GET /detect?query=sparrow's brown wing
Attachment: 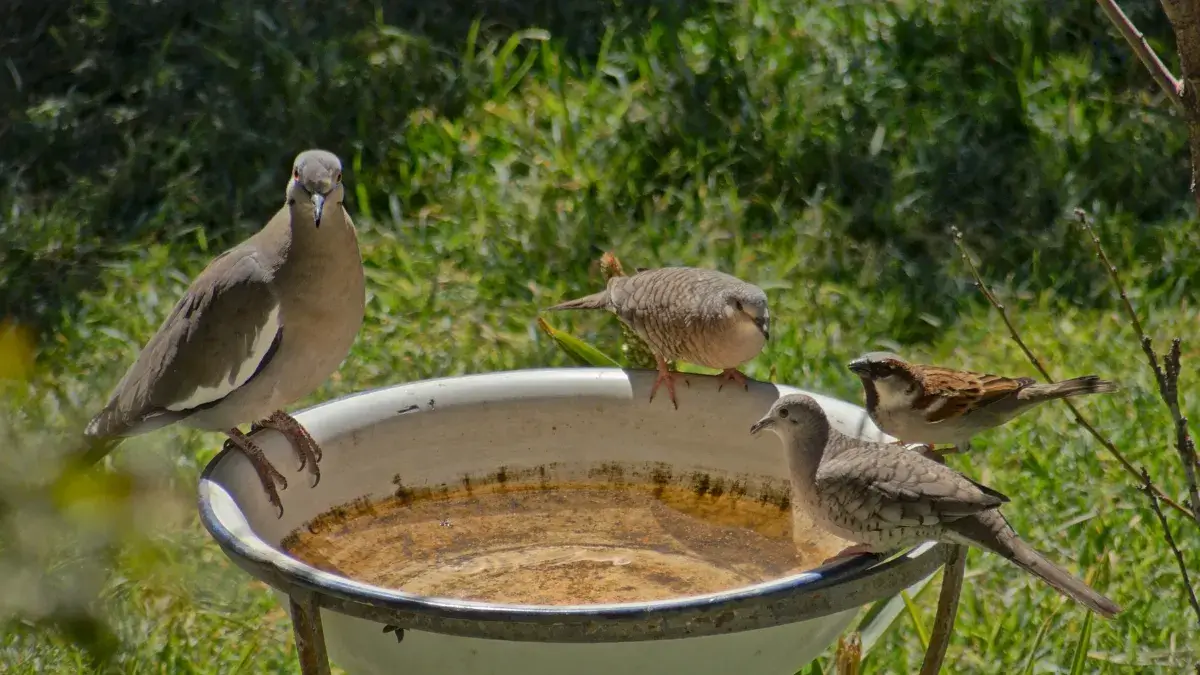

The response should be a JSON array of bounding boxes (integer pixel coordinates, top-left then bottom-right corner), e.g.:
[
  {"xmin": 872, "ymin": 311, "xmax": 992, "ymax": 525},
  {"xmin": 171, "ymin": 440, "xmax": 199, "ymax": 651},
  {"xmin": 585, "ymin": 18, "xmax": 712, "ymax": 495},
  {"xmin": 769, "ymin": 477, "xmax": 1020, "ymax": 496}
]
[{"xmin": 916, "ymin": 366, "xmax": 1036, "ymax": 424}]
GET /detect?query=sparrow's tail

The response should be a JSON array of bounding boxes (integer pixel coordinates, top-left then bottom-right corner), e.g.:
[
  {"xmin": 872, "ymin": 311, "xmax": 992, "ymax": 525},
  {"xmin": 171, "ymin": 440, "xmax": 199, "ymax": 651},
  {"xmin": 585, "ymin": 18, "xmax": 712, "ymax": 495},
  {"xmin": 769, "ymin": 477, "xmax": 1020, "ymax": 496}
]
[
  {"xmin": 1024, "ymin": 375, "xmax": 1118, "ymax": 401},
  {"xmin": 545, "ymin": 289, "xmax": 610, "ymax": 312},
  {"xmin": 948, "ymin": 511, "xmax": 1121, "ymax": 618}
]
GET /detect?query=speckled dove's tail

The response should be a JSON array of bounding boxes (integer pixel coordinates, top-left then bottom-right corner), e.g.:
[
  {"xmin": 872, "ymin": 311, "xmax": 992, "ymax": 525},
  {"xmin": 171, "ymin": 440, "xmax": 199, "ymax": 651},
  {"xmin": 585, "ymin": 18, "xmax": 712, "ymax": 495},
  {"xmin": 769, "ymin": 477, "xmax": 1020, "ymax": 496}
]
[
  {"xmin": 1022, "ymin": 375, "xmax": 1118, "ymax": 401},
  {"xmin": 546, "ymin": 290, "xmax": 610, "ymax": 312},
  {"xmin": 949, "ymin": 511, "xmax": 1121, "ymax": 618}
]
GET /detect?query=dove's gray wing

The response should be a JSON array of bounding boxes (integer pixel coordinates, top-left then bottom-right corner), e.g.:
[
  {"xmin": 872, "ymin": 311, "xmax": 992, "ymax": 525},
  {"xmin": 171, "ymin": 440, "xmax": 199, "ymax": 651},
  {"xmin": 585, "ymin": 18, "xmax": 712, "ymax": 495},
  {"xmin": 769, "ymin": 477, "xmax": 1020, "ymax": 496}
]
[
  {"xmin": 86, "ymin": 247, "xmax": 283, "ymax": 439},
  {"xmin": 815, "ymin": 445, "xmax": 1009, "ymax": 529}
]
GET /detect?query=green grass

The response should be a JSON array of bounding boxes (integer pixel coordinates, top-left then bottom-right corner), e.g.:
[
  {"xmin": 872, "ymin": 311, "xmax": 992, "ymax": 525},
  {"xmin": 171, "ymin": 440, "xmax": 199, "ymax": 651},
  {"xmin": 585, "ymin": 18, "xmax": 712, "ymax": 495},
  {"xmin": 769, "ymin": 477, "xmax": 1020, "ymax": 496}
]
[{"xmin": 2, "ymin": 0, "xmax": 1199, "ymax": 672}]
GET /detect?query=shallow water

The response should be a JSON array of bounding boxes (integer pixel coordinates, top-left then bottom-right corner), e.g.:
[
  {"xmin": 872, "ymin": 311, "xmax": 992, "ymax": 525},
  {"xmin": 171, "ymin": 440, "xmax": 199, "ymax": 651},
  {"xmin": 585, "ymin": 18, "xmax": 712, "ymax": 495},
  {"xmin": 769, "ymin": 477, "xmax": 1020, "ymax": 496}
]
[{"xmin": 282, "ymin": 482, "xmax": 835, "ymax": 605}]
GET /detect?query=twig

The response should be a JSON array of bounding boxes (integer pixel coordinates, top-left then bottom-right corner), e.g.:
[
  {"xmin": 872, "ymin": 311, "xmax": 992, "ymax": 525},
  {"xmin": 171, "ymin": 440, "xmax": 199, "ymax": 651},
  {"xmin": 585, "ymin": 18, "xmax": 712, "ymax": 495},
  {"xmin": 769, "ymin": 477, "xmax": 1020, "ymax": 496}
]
[
  {"xmin": 919, "ymin": 544, "xmax": 966, "ymax": 675},
  {"xmin": 950, "ymin": 227, "xmax": 1195, "ymax": 520},
  {"xmin": 834, "ymin": 632, "xmax": 862, "ymax": 675},
  {"xmin": 1094, "ymin": 0, "xmax": 1186, "ymax": 112},
  {"xmin": 1075, "ymin": 209, "xmax": 1200, "ymax": 525},
  {"xmin": 1140, "ymin": 467, "xmax": 1200, "ymax": 625}
]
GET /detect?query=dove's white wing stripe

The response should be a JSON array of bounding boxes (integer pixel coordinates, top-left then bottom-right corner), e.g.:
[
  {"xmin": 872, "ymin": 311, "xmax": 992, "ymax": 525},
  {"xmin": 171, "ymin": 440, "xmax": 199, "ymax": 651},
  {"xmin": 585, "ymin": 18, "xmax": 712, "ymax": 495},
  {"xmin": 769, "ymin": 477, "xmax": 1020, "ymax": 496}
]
[{"xmin": 164, "ymin": 303, "xmax": 281, "ymax": 412}]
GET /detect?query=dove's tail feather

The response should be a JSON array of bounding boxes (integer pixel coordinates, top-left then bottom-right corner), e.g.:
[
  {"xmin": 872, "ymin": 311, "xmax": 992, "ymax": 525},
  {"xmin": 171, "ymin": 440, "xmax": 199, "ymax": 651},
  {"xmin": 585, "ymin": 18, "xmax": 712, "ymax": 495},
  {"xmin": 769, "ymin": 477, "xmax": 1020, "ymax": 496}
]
[
  {"xmin": 1007, "ymin": 537, "xmax": 1121, "ymax": 618},
  {"xmin": 949, "ymin": 512, "xmax": 1121, "ymax": 618},
  {"xmin": 1024, "ymin": 375, "xmax": 1118, "ymax": 401},
  {"xmin": 546, "ymin": 290, "xmax": 610, "ymax": 312},
  {"xmin": 59, "ymin": 430, "xmax": 125, "ymax": 471}
]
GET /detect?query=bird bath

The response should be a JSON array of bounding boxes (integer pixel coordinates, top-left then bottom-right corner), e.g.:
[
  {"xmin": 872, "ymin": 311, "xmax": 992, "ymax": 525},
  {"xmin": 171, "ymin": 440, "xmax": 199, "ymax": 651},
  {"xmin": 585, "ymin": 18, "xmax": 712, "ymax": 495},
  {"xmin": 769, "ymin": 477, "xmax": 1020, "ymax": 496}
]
[{"xmin": 198, "ymin": 368, "xmax": 951, "ymax": 675}]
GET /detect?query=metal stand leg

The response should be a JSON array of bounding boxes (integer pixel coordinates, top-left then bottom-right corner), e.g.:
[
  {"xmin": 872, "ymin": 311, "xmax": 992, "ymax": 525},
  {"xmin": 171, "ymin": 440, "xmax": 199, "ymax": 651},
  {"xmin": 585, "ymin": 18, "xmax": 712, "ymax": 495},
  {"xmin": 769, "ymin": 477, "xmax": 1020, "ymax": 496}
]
[
  {"xmin": 289, "ymin": 592, "xmax": 332, "ymax": 675},
  {"xmin": 918, "ymin": 544, "xmax": 966, "ymax": 675}
]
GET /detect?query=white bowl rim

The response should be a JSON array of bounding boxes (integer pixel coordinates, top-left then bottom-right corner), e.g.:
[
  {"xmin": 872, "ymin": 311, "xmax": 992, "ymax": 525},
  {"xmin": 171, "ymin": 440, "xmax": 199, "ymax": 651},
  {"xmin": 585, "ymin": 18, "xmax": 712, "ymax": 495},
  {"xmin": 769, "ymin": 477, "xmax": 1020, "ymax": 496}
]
[{"xmin": 197, "ymin": 367, "xmax": 950, "ymax": 642}]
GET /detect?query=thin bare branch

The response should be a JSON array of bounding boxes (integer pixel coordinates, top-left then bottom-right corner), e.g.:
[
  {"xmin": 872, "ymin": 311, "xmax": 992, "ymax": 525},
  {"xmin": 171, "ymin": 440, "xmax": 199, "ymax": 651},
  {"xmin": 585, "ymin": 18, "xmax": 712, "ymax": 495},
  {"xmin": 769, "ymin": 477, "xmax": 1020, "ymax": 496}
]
[
  {"xmin": 950, "ymin": 226, "xmax": 1195, "ymax": 520},
  {"xmin": 1075, "ymin": 209, "xmax": 1200, "ymax": 524},
  {"xmin": 919, "ymin": 544, "xmax": 966, "ymax": 675},
  {"xmin": 1095, "ymin": 0, "xmax": 1186, "ymax": 111},
  {"xmin": 835, "ymin": 632, "xmax": 862, "ymax": 675},
  {"xmin": 1140, "ymin": 467, "xmax": 1200, "ymax": 625}
]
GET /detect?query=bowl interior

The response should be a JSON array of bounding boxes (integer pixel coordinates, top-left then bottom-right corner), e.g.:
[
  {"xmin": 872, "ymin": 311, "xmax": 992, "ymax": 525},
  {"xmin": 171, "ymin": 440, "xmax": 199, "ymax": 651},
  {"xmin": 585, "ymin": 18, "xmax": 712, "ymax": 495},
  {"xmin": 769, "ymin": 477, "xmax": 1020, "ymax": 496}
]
[{"xmin": 203, "ymin": 368, "xmax": 891, "ymax": 607}]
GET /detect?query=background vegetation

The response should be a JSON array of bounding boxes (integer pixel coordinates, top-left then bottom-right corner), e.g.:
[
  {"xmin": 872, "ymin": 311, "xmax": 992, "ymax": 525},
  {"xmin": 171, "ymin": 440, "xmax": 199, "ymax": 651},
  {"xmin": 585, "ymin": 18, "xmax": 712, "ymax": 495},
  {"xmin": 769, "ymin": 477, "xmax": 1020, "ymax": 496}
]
[{"xmin": 1, "ymin": 0, "xmax": 1197, "ymax": 672}]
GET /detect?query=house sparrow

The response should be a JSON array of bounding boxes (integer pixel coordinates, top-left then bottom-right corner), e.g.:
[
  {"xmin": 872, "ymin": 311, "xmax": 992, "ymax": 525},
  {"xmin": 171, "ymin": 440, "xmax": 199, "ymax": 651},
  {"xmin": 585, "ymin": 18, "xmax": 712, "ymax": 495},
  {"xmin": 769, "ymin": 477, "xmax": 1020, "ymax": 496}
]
[
  {"xmin": 750, "ymin": 393, "xmax": 1120, "ymax": 618},
  {"xmin": 848, "ymin": 352, "xmax": 1118, "ymax": 455}
]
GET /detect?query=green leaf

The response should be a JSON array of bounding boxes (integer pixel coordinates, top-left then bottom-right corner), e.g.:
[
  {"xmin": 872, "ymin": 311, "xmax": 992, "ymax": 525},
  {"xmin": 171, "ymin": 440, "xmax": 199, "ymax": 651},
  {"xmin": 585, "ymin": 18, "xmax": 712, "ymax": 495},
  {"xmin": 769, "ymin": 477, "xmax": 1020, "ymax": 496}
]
[
  {"xmin": 500, "ymin": 46, "xmax": 540, "ymax": 99},
  {"xmin": 464, "ymin": 16, "xmax": 482, "ymax": 63},
  {"xmin": 1019, "ymin": 600, "xmax": 1065, "ymax": 675},
  {"xmin": 493, "ymin": 29, "xmax": 551, "ymax": 96},
  {"xmin": 537, "ymin": 317, "xmax": 621, "ymax": 367},
  {"xmin": 857, "ymin": 573, "xmax": 937, "ymax": 656},
  {"xmin": 901, "ymin": 589, "xmax": 930, "ymax": 650},
  {"xmin": 1068, "ymin": 610, "xmax": 1095, "ymax": 675}
]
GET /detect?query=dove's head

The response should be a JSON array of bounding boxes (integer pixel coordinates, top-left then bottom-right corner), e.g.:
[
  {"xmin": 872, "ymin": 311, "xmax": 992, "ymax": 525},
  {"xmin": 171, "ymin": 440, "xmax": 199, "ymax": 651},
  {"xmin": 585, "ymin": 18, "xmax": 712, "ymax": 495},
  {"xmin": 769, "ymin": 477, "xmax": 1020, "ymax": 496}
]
[
  {"xmin": 750, "ymin": 393, "xmax": 828, "ymax": 438},
  {"xmin": 725, "ymin": 284, "xmax": 770, "ymax": 341},
  {"xmin": 286, "ymin": 149, "xmax": 344, "ymax": 228},
  {"xmin": 751, "ymin": 393, "xmax": 834, "ymax": 476}
]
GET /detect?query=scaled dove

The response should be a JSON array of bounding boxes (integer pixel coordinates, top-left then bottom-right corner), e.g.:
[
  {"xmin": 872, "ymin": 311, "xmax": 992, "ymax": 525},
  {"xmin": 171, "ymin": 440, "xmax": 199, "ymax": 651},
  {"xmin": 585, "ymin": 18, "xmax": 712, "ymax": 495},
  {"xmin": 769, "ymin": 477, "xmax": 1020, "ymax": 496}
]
[{"xmin": 751, "ymin": 393, "xmax": 1120, "ymax": 618}]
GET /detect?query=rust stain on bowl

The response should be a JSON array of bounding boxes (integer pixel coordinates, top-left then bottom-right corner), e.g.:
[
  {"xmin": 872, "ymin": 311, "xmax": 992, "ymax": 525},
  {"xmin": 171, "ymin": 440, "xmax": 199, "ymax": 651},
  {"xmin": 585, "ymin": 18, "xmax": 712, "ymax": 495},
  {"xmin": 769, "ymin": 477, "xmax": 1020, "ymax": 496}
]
[{"xmin": 282, "ymin": 463, "xmax": 849, "ymax": 606}]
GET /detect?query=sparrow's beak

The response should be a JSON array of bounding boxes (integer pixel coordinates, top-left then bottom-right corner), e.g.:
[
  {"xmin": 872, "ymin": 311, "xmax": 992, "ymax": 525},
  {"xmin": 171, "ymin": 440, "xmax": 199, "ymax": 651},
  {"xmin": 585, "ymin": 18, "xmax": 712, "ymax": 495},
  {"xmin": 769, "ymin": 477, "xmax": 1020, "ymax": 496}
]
[
  {"xmin": 755, "ymin": 316, "xmax": 770, "ymax": 341},
  {"xmin": 847, "ymin": 359, "xmax": 869, "ymax": 376},
  {"xmin": 311, "ymin": 192, "xmax": 326, "ymax": 228},
  {"xmin": 750, "ymin": 415, "xmax": 775, "ymax": 436}
]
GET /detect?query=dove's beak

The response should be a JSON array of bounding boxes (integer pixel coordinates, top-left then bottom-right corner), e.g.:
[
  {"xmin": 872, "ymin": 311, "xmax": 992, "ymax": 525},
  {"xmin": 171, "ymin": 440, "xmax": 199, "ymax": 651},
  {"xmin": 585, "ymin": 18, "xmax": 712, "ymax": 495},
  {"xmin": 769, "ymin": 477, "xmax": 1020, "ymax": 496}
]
[
  {"xmin": 755, "ymin": 315, "xmax": 770, "ymax": 341},
  {"xmin": 750, "ymin": 415, "xmax": 775, "ymax": 436},
  {"xmin": 312, "ymin": 192, "xmax": 326, "ymax": 228}
]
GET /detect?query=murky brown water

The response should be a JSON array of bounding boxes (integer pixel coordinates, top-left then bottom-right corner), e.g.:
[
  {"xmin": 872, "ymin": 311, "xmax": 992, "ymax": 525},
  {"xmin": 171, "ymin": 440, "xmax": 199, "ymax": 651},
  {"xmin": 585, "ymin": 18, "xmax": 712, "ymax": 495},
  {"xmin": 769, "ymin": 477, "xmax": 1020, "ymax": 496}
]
[{"xmin": 282, "ymin": 481, "xmax": 840, "ymax": 605}]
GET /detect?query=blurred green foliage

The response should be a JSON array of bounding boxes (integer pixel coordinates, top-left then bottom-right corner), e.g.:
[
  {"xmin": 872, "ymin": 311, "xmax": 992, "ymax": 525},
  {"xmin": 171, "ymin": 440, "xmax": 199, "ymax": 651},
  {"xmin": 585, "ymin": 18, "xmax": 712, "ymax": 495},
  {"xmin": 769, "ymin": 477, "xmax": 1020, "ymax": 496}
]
[
  {"xmin": 2, "ymin": 0, "xmax": 1198, "ymax": 672},
  {"xmin": 3, "ymin": 0, "xmax": 1195, "ymax": 347}
]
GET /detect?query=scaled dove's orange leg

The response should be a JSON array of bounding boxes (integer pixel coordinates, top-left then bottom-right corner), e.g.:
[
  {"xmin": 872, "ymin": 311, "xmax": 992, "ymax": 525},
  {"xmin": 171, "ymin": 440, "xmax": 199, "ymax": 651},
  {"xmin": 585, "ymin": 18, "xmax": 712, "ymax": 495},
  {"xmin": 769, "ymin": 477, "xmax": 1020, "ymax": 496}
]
[{"xmin": 649, "ymin": 355, "xmax": 687, "ymax": 410}]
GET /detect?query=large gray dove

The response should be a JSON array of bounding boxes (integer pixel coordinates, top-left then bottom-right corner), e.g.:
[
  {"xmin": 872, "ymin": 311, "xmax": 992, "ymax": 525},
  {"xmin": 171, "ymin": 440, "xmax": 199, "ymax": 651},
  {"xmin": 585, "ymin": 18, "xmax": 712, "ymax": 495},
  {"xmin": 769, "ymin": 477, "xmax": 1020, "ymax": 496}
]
[
  {"xmin": 80, "ymin": 149, "xmax": 365, "ymax": 517},
  {"xmin": 751, "ymin": 393, "xmax": 1120, "ymax": 618},
  {"xmin": 546, "ymin": 266, "xmax": 770, "ymax": 408}
]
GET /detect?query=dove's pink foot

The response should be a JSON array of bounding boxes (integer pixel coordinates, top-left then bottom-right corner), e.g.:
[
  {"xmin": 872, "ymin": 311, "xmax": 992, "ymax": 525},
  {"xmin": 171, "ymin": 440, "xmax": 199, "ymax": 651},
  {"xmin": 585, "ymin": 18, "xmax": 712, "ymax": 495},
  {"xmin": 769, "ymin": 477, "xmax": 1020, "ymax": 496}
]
[
  {"xmin": 821, "ymin": 543, "xmax": 876, "ymax": 565},
  {"xmin": 717, "ymin": 368, "xmax": 750, "ymax": 392},
  {"xmin": 256, "ymin": 410, "xmax": 323, "ymax": 484},
  {"xmin": 649, "ymin": 356, "xmax": 686, "ymax": 410}
]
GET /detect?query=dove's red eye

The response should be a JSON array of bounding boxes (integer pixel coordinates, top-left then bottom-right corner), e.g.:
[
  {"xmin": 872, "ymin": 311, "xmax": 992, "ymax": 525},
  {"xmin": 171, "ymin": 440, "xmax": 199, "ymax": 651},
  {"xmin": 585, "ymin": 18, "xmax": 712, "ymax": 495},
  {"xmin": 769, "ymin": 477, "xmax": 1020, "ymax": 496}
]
[{"xmin": 293, "ymin": 168, "xmax": 301, "ymax": 180}]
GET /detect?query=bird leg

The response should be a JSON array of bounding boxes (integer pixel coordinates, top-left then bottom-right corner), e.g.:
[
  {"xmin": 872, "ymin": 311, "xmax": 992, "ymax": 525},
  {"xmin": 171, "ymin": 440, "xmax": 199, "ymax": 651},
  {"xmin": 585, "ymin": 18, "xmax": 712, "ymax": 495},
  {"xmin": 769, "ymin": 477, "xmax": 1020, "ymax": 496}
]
[
  {"xmin": 222, "ymin": 428, "xmax": 288, "ymax": 518},
  {"xmin": 716, "ymin": 368, "xmax": 750, "ymax": 392},
  {"xmin": 254, "ymin": 410, "xmax": 323, "ymax": 485},
  {"xmin": 921, "ymin": 443, "xmax": 968, "ymax": 463},
  {"xmin": 821, "ymin": 543, "xmax": 875, "ymax": 565},
  {"xmin": 888, "ymin": 439, "xmax": 944, "ymax": 462},
  {"xmin": 648, "ymin": 355, "xmax": 686, "ymax": 410}
]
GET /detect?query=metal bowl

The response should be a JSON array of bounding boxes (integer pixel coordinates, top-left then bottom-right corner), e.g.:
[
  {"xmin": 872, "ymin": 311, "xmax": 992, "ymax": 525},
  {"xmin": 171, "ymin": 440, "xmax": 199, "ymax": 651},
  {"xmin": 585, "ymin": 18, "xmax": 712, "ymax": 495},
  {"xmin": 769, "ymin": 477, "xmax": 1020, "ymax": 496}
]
[{"xmin": 198, "ymin": 368, "xmax": 949, "ymax": 675}]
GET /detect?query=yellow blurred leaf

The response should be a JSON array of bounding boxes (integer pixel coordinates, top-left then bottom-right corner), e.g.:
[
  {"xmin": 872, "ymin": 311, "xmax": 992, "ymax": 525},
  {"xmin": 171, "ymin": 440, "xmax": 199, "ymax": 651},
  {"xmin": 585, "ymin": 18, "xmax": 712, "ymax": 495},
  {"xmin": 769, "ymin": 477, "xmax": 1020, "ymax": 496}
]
[{"xmin": 0, "ymin": 319, "xmax": 36, "ymax": 381}]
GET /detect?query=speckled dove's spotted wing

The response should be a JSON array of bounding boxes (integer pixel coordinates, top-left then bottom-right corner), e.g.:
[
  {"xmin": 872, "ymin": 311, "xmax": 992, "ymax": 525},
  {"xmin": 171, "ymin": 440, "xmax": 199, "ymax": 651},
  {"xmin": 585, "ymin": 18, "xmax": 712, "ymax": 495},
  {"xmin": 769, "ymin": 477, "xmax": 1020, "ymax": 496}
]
[{"xmin": 606, "ymin": 267, "xmax": 751, "ymax": 362}]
